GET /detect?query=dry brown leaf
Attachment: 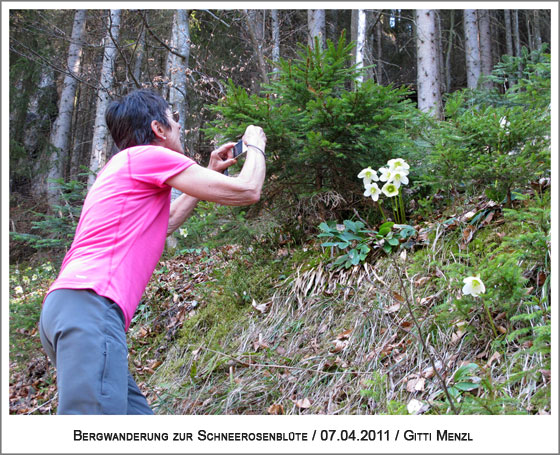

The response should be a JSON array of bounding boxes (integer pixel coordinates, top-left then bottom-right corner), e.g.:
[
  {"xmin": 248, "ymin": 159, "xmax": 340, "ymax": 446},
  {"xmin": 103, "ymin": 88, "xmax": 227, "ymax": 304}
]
[
  {"xmin": 407, "ymin": 399, "xmax": 429, "ymax": 415},
  {"xmin": 460, "ymin": 210, "xmax": 477, "ymax": 222},
  {"xmin": 252, "ymin": 299, "xmax": 270, "ymax": 314},
  {"xmin": 480, "ymin": 211, "xmax": 495, "ymax": 226},
  {"xmin": 451, "ymin": 330, "xmax": 465, "ymax": 345},
  {"xmin": 253, "ymin": 333, "xmax": 270, "ymax": 351},
  {"xmin": 536, "ymin": 271, "xmax": 548, "ymax": 286},
  {"xmin": 460, "ymin": 224, "xmax": 477, "ymax": 249},
  {"xmin": 406, "ymin": 377, "xmax": 426, "ymax": 392},
  {"xmin": 419, "ymin": 294, "xmax": 438, "ymax": 306},
  {"xmin": 293, "ymin": 398, "xmax": 312, "ymax": 409},
  {"xmin": 138, "ymin": 327, "xmax": 150, "ymax": 338},
  {"xmin": 336, "ymin": 329, "xmax": 353, "ymax": 340},
  {"xmin": 331, "ymin": 339, "xmax": 348, "ymax": 353},
  {"xmin": 485, "ymin": 351, "xmax": 502, "ymax": 368},
  {"xmin": 414, "ymin": 276, "xmax": 430, "ymax": 287},
  {"xmin": 384, "ymin": 303, "xmax": 401, "ymax": 314},
  {"xmin": 392, "ymin": 291, "xmax": 405, "ymax": 302},
  {"xmin": 268, "ymin": 404, "xmax": 285, "ymax": 415},
  {"xmin": 422, "ymin": 366, "xmax": 435, "ymax": 379}
]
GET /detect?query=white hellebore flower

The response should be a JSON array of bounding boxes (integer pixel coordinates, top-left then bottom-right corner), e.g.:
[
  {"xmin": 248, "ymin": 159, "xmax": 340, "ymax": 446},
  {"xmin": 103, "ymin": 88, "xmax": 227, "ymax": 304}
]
[
  {"xmin": 387, "ymin": 158, "xmax": 410, "ymax": 173},
  {"xmin": 358, "ymin": 167, "xmax": 379, "ymax": 184},
  {"xmin": 391, "ymin": 169, "xmax": 409, "ymax": 187},
  {"xmin": 364, "ymin": 182, "xmax": 381, "ymax": 202},
  {"xmin": 462, "ymin": 275, "xmax": 486, "ymax": 297},
  {"xmin": 378, "ymin": 167, "xmax": 393, "ymax": 182},
  {"xmin": 381, "ymin": 181, "xmax": 399, "ymax": 198},
  {"xmin": 499, "ymin": 116, "xmax": 510, "ymax": 135},
  {"xmin": 179, "ymin": 228, "xmax": 188, "ymax": 238},
  {"xmin": 14, "ymin": 286, "xmax": 23, "ymax": 295}
]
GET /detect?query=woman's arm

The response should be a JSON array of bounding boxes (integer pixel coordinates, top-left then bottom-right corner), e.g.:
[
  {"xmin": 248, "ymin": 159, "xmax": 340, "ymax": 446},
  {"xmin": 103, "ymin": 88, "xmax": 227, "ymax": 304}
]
[{"xmin": 165, "ymin": 125, "xmax": 266, "ymax": 233}]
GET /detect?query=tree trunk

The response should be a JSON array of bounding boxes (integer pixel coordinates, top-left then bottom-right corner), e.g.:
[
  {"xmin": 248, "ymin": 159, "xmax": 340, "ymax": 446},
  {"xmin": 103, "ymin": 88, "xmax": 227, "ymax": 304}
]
[
  {"xmin": 463, "ymin": 9, "xmax": 481, "ymax": 89},
  {"xmin": 26, "ymin": 67, "xmax": 57, "ymax": 199},
  {"xmin": 512, "ymin": 10, "xmax": 521, "ymax": 57},
  {"xmin": 375, "ymin": 12, "xmax": 383, "ymax": 84},
  {"xmin": 168, "ymin": 10, "xmax": 190, "ymax": 141},
  {"xmin": 415, "ymin": 9, "xmax": 442, "ymax": 119},
  {"xmin": 435, "ymin": 11, "xmax": 446, "ymax": 93},
  {"xmin": 444, "ymin": 10, "xmax": 455, "ymax": 92},
  {"xmin": 164, "ymin": 11, "xmax": 179, "ymax": 100},
  {"xmin": 271, "ymin": 10, "xmax": 280, "ymax": 77},
  {"xmin": 167, "ymin": 10, "xmax": 191, "ymax": 213},
  {"xmin": 308, "ymin": 9, "xmax": 326, "ymax": 50},
  {"xmin": 133, "ymin": 22, "xmax": 146, "ymax": 84},
  {"xmin": 533, "ymin": 10, "xmax": 542, "ymax": 49},
  {"xmin": 525, "ymin": 11, "xmax": 533, "ymax": 50},
  {"xmin": 88, "ymin": 9, "xmax": 122, "ymax": 188},
  {"xmin": 478, "ymin": 10, "xmax": 493, "ymax": 90},
  {"xmin": 244, "ymin": 10, "xmax": 269, "ymax": 85},
  {"xmin": 504, "ymin": 10, "xmax": 514, "ymax": 56},
  {"xmin": 355, "ymin": 9, "xmax": 367, "ymax": 85},
  {"xmin": 47, "ymin": 9, "xmax": 87, "ymax": 209}
]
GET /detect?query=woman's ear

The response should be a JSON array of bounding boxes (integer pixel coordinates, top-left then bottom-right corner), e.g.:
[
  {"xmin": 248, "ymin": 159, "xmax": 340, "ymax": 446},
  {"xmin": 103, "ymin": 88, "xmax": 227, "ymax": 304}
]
[{"xmin": 151, "ymin": 120, "xmax": 167, "ymax": 141}]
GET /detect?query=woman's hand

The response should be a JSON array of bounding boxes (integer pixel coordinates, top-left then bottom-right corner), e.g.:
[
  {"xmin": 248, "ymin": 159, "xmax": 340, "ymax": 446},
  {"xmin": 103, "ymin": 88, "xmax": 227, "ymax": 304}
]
[{"xmin": 207, "ymin": 142, "xmax": 237, "ymax": 173}]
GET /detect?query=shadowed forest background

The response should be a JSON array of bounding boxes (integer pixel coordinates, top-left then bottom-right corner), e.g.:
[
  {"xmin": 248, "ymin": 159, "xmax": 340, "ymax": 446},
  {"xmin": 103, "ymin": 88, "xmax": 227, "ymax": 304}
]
[{"xmin": 8, "ymin": 8, "xmax": 552, "ymax": 415}]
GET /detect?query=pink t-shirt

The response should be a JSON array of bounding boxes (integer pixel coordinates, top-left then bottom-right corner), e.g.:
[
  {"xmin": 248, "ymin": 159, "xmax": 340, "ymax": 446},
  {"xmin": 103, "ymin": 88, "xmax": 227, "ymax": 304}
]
[{"xmin": 47, "ymin": 145, "xmax": 195, "ymax": 330}]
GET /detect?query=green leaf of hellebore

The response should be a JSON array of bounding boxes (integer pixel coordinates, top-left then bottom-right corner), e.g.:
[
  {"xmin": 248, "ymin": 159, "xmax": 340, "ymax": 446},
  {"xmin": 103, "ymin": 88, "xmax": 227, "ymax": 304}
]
[
  {"xmin": 340, "ymin": 231, "xmax": 363, "ymax": 242},
  {"xmin": 334, "ymin": 256, "xmax": 347, "ymax": 266},
  {"xmin": 453, "ymin": 363, "xmax": 480, "ymax": 381},
  {"xmin": 453, "ymin": 382, "xmax": 479, "ymax": 392},
  {"xmin": 448, "ymin": 386, "xmax": 461, "ymax": 399},
  {"xmin": 383, "ymin": 244, "xmax": 393, "ymax": 254},
  {"xmin": 379, "ymin": 227, "xmax": 392, "ymax": 237},
  {"xmin": 399, "ymin": 225, "xmax": 417, "ymax": 239},
  {"xmin": 387, "ymin": 237, "xmax": 399, "ymax": 246},
  {"xmin": 359, "ymin": 244, "xmax": 370, "ymax": 254},
  {"xmin": 379, "ymin": 221, "xmax": 395, "ymax": 231}
]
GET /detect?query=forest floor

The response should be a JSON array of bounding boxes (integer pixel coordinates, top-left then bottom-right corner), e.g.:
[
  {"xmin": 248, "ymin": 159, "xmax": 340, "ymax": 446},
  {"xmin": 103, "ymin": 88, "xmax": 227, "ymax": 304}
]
[{"xmin": 8, "ymin": 187, "xmax": 551, "ymax": 415}]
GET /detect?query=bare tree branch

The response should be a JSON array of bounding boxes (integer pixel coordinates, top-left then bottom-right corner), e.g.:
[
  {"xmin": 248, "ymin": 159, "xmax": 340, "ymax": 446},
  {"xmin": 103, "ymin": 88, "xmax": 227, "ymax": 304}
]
[{"xmin": 138, "ymin": 10, "xmax": 188, "ymax": 60}]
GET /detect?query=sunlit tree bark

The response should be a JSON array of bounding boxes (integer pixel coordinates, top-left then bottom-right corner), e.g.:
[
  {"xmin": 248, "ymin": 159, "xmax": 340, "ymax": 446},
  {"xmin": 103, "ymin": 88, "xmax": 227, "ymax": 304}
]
[
  {"xmin": 308, "ymin": 9, "xmax": 326, "ymax": 50},
  {"xmin": 88, "ymin": 9, "xmax": 121, "ymax": 188},
  {"xmin": 47, "ymin": 9, "xmax": 87, "ymax": 208},
  {"xmin": 416, "ymin": 9, "xmax": 442, "ymax": 118},
  {"xmin": 464, "ymin": 9, "xmax": 481, "ymax": 89}
]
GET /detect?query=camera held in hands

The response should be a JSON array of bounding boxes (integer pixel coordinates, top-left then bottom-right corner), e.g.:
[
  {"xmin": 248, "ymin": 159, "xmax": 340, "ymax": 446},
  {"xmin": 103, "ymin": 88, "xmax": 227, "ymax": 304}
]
[{"xmin": 224, "ymin": 140, "xmax": 247, "ymax": 176}]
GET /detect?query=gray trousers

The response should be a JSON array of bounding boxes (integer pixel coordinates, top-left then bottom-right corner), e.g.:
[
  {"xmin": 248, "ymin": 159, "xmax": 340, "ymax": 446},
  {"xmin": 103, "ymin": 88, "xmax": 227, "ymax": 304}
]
[{"xmin": 39, "ymin": 289, "xmax": 153, "ymax": 415}]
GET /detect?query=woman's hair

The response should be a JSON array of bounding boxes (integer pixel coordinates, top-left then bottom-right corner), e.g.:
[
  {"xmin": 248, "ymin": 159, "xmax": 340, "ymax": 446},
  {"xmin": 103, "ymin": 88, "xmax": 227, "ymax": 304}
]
[{"xmin": 105, "ymin": 89, "xmax": 171, "ymax": 150}]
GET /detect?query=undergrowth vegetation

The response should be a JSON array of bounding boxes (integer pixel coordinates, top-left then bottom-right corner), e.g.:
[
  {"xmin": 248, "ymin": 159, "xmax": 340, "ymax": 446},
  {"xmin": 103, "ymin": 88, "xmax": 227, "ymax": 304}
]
[{"xmin": 9, "ymin": 43, "xmax": 551, "ymax": 415}]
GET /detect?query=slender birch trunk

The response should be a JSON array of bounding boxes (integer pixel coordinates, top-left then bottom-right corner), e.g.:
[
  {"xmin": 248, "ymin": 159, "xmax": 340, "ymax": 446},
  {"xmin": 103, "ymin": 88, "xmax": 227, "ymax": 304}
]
[
  {"xmin": 47, "ymin": 9, "xmax": 87, "ymax": 209},
  {"xmin": 308, "ymin": 9, "xmax": 326, "ymax": 50},
  {"xmin": 355, "ymin": 9, "xmax": 367, "ymax": 85},
  {"xmin": 271, "ymin": 9, "xmax": 280, "ymax": 77},
  {"xmin": 88, "ymin": 9, "xmax": 122, "ymax": 188}
]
